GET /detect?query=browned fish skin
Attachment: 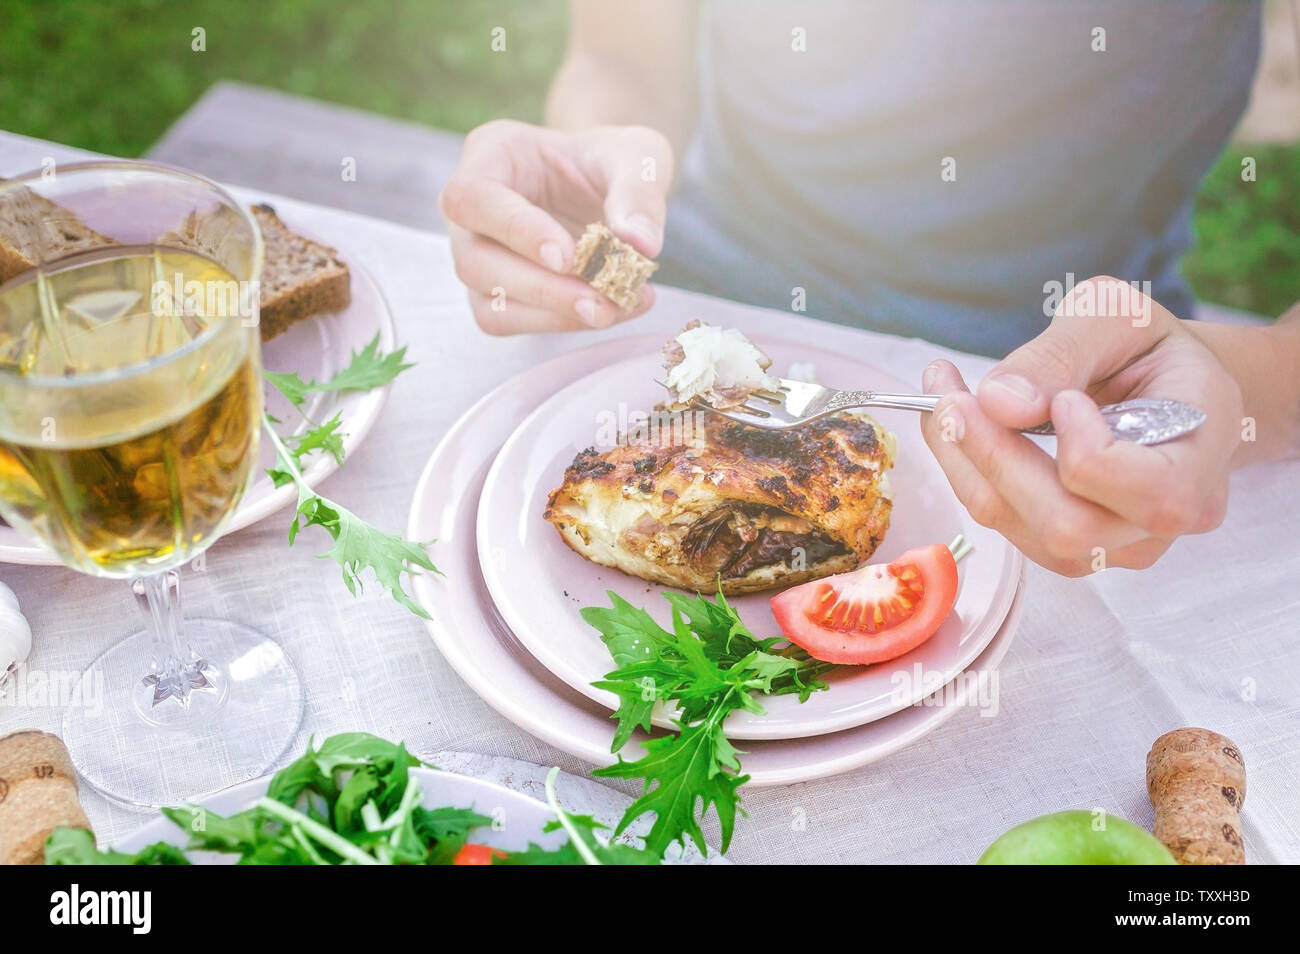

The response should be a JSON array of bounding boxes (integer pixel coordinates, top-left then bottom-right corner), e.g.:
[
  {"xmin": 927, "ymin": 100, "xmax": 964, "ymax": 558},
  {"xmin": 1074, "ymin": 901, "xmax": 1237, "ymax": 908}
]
[{"xmin": 544, "ymin": 412, "xmax": 894, "ymax": 594}]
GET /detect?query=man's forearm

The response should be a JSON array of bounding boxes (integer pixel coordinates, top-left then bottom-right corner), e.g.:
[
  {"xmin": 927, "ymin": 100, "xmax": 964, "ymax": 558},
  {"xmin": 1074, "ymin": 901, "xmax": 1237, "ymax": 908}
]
[
  {"xmin": 546, "ymin": 51, "xmax": 696, "ymax": 171},
  {"xmin": 545, "ymin": 1, "xmax": 698, "ymax": 178},
  {"xmin": 1186, "ymin": 304, "xmax": 1300, "ymax": 466}
]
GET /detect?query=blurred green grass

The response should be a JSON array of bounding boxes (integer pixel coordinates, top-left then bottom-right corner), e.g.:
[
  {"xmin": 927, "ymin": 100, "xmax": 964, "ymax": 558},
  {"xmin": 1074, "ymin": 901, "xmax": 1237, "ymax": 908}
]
[
  {"xmin": 0, "ymin": 0, "xmax": 568, "ymax": 154},
  {"xmin": 1181, "ymin": 144, "xmax": 1300, "ymax": 319},
  {"xmin": 0, "ymin": 0, "xmax": 1294, "ymax": 317}
]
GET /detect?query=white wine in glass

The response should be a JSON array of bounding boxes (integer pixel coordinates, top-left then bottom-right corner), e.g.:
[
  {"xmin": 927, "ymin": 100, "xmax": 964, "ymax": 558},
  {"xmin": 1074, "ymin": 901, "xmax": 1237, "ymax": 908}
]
[{"xmin": 0, "ymin": 162, "xmax": 303, "ymax": 807}]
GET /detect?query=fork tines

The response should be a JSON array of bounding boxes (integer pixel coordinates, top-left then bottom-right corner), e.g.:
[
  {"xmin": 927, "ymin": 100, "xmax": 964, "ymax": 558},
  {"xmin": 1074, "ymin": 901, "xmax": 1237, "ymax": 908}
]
[{"xmin": 739, "ymin": 385, "xmax": 789, "ymax": 416}]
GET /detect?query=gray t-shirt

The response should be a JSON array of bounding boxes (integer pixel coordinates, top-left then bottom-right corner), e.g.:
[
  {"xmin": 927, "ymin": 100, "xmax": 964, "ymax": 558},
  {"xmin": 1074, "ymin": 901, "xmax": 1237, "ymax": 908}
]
[{"xmin": 658, "ymin": 0, "xmax": 1261, "ymax": 356}]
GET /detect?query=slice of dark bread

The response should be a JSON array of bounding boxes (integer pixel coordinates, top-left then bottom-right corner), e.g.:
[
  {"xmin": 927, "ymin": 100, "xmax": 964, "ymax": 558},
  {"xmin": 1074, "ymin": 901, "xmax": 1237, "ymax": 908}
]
[
  {"xmin": 0, "ymin": 177, "xmax": 116, "ymax": 283},
  {"xmin": 0, "ymin": 179, "xmax": 351, "ymax": 340},
  {"xmin": 249, "ymin": 203, "xmax": 351, "ymax": 341}
]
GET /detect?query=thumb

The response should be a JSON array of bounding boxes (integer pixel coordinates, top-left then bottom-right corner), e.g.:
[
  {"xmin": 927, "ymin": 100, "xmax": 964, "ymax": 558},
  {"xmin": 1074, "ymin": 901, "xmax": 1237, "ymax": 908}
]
[
  {"xmin": 600, "ymin": 133, "xmax": 672, "ymax": 258},
  {"xmin": 977, "ymin": 275, "xmax": 1170, "ymax": 429},
  {"xmin": 976, "ymin": 326, "xmax": 1084, "ymax": 429},
  {"xmin": 603, "ymin": 170, "xmax": 667, "ymax": 258}
]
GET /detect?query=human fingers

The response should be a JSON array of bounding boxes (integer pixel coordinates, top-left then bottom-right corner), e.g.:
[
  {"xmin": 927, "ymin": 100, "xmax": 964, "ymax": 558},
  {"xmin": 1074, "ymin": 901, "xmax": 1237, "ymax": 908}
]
[
  {"xmin": 1052, "ymin": 387, "xmax": 1233, "ymax": 538},
  {"xmin": 440, "ymin": 173, "xmax": 576, "ymax": 273},
  {"xmin": 592, "ymin": 125, "xmax": 674, "ymax": 258},
  {"xmin": 449, "ymin": 224, "xmax": 651, "ymax": 329},
  {"xmin": 977, "ymin": 275, "xmax": 1175, "ymax": 430}
]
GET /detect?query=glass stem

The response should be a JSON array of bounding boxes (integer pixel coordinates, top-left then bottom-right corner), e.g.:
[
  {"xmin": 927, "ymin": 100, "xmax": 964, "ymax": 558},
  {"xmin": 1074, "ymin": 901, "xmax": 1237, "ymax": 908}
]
[
  {"xmin": 138, "ymin": 570, "xmax": 217, "ymax": 710},
  {"xmin": 142, "ymin": 569, "xmax": 186, "ymax": 664}
]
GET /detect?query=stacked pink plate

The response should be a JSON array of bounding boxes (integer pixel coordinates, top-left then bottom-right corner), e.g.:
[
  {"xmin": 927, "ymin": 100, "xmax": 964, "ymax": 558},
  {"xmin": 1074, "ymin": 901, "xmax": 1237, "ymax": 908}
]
[{"xmin": 407, "ymin": 332, "xmax": 1024, "ymax": 785}]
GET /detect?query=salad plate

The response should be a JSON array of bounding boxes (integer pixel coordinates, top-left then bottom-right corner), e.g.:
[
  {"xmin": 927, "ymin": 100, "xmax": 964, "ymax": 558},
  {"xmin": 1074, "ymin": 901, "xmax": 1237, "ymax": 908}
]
[
  {"xmin": 0, "ymin": 239, "xmax": 398, "ymax": 565},
  {"xmin": 409, "ymin": 334, "xmax": 1025, "ymax": 785},
  {"xmin": 476, "ymin": 339, "xmax": 1022, "ymax": 739}
]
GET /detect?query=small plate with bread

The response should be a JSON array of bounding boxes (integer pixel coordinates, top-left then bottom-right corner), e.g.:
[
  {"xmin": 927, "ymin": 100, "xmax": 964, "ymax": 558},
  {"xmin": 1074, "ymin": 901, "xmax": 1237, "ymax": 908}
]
[{"xmin": 0, "ymin": 190, "xmax": 397, "ymax": 565}]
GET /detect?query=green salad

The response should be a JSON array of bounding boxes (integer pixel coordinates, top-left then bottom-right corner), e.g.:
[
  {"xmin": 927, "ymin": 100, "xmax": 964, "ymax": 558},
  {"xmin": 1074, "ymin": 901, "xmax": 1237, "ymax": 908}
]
[{"xmin": 45, "ymin": 733, "xmax": 657, "ymax": 866}]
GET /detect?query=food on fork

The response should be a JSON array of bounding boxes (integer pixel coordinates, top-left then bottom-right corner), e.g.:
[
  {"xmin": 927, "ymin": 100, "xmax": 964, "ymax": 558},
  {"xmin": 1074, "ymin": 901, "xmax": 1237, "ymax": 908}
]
[
  {"xmin": 545, "ymin": 410, "xmax": 895, "ymax": 595},
  {"xmin": 572, "ymin": 222, "xmax": 657, "ymax": 311},
  {"xmin": 662, "ymin": 321, "xmax": 780, "ymax": 410}
]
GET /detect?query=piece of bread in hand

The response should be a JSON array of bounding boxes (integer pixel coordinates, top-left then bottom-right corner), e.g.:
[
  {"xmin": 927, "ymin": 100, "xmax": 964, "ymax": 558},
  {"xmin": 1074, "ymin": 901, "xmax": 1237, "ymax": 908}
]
[
  {"xmin": 572, "ymin": 222, "xmax": 657, "ymax": 311},
  {"xmin": 0, "ymin": 177, "xmax": 116, "ymax": 284}
]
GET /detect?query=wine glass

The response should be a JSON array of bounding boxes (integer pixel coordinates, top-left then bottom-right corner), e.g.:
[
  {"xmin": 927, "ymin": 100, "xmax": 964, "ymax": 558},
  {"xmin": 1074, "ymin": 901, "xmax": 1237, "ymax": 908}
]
[{"xmin": 0, "ymin": 161, "xmax": 303, "ymax": 807}]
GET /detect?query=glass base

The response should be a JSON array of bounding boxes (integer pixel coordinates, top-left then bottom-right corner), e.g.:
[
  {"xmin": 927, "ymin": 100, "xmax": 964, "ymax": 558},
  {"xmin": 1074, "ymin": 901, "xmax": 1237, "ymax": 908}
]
[{"xmin": 62, "ymin": 618, "xmax": 304, "ymax": 809}]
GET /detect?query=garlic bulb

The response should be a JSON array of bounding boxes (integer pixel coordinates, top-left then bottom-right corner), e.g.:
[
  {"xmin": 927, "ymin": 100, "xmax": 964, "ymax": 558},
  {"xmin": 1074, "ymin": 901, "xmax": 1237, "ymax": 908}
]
[{"xmin": 0, "ymin": 581, "xmax": 31, "ymax": 697}]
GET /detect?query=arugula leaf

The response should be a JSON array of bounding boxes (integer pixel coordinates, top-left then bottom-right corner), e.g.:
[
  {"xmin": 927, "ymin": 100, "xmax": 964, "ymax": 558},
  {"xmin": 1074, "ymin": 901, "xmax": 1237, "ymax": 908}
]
[
  {"xmin": 586, "ymin": 585, "xmax": 832, "ymax": 857},
  {"xmin": 414, "ymin": 806, "xmax": 494, "ymax": 865},
  {"xmin": 598, "ymin": 707, "xmax": 747, "ymax": 856},
  {"xmin": 160, "ymin": 805, "xmax": 261, "ymax": 853},
  {"xmin": 498, "ymin": 816, "xmax": 658, "ymax": 866},
  {"xmin": 267, "ymin": 732, "xmax": 421, "ymax": 805},
  {"xmin": 334, "ymin": 766, "xmax": 383, "ymax": 831},
  {"xmin": 582, "ymin": 593, "xmax": 681, "ymax": 749},
  {"xmin": 267, "ymin": 413, "xmax": 348, "ymax": 489},
  {"xmin": 496, "ymin": 767, "xmax": 659, "ymax": 865},
  {"xmin": 263, "ymin": 369, "xmax": 312, "ymax": 408},
  {"xmin": 261, "ymin": 334, "xmax": 431, "ymax": 616},
  {"xmin": 45, "ymin": 827, "xmax": 191, "ymax": 865},
  {"xmin": 580, "ymin": 593, "xmax": 676, "ymax": 667},
  {"xmin": 264, "ymin": 419, "xmax": 440, "ymax": 618},
  {"xmin": 264, "ymin": 334, "xmax": 412, "ymax": 409},
  {"xmin": 316, "ymin": 336, "xmax": 413, "ymax": 394},
  {"xmin": 291, "ymin": 490, "xmax": 440, "ymax": 618}
]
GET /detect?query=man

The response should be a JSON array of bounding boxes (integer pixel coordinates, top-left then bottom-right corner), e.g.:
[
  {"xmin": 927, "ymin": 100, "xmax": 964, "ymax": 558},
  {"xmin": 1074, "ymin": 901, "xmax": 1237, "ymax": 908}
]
[{"xmin": 440, "ymin": 0, "xmax": 1300, "ymax": 575}]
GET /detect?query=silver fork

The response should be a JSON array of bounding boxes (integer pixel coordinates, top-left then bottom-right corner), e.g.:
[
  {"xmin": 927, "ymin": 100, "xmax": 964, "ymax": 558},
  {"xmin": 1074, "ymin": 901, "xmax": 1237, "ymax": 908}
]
[{"xmin": 685, "ymin": 378, "xmax": 1206, "ymax": 446}]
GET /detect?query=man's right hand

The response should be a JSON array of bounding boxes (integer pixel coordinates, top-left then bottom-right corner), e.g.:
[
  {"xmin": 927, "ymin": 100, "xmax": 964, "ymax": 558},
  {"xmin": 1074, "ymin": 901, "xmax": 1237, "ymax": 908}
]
[{"xmin": 439, "ymin": 120, "xmax": 673, "ymax": 334}]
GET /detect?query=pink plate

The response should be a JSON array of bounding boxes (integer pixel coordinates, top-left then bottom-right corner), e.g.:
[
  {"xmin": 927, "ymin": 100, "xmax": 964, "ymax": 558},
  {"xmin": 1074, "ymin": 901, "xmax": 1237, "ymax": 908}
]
[
  {"xmin": 0, "ymin": 242, "xmax": 397, "ymax": 565},
  {"xmin": 475, "ymin": 336, "xmax": 1022, "ymax": 739},
  {"xmin": 409, "ymin": 334, "xmax": 1025, "ymax": 784}
]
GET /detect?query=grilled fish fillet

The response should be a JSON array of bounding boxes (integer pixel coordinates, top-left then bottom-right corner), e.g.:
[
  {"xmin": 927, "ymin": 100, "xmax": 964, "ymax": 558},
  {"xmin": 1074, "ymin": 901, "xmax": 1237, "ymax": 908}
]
[{"xmin": 544, "ymin": 413, "xmax": 895, "ymax": 595}]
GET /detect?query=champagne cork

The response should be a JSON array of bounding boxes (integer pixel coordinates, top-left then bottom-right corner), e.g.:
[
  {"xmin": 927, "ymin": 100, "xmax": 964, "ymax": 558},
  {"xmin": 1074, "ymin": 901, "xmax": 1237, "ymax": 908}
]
[
  {"xmin": 0, "ymin": 730, "xmax": 92, "ymax": 865},
  {"xmin": 1146, "ymin": 727, "xmax": 1246, "ymax": 865}
]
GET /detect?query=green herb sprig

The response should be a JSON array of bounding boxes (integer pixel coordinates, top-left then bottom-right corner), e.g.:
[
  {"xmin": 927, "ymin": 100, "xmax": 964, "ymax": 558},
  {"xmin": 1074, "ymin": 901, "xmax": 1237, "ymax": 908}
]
[
  {"xmin": 495, "ymin": 767, "xmax": 659, "ymax": 866},
  {"xmin": 584, "ymin": 537, "xmax": 974, "ymax": 858},
  {"xmin": 583, "ymin": 586, "xmax": 832, "ymax": 857},
  {"xmin": 260, "ymin": 334, "xmax": 438, "ymax": 618}
]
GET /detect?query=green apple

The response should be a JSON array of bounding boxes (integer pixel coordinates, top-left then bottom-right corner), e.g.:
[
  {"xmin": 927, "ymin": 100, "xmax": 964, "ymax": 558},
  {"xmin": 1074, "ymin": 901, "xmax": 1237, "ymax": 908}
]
[{"xmin": 978, "ymin": 810, "xmax": 1176, "ymax": 865}]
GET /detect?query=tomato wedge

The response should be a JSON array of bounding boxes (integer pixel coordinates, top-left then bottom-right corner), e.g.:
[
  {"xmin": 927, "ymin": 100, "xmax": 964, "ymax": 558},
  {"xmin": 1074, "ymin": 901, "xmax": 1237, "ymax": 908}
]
[
  {"xmin": 770, "ymin": 543, "xmax": 959, "ymax": 665},
  {"xmin": 452, "ymin": 843, "xmax": 507, "ymax": 865}
]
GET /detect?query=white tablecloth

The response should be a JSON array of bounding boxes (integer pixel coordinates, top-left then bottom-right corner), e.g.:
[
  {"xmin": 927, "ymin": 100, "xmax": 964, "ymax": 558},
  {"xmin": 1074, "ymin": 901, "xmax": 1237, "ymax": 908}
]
[{"xmin": 1, "ymin": 132, "xmax": 1296, "ymax": 864}]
